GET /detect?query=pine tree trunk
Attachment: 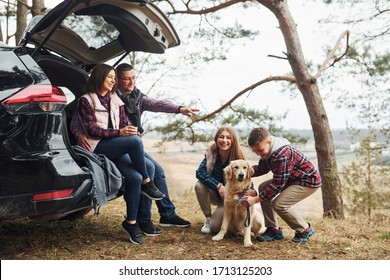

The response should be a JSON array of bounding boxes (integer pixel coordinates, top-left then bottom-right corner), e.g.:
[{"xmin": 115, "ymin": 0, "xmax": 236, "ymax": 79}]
[
  {"xmin": 258, "ymin": 0, "xmax": 345, "ymax": 218},
  {"xmin": 32, "ymin": 0, "xmax": 46, "ymax": 16},
  {"xmin": 15, "ymin": 0, "xmax": 28, "ymax": 45},
  {"xmin": 0, "ymin": 21, "xmax": 3, "ymax": 42}
]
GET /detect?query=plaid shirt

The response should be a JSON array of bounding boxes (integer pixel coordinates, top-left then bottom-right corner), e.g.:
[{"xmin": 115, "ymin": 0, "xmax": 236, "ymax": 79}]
[
  {"xmin": 196, "ymin": 153, "xmax": 228, "ymax": 191},
  {"xmin": 78, "ymin": 93, "xmax": 128, "ymax": 139},
  {"xmin": 71, "ymin": 90, "xmax": 178, "ymax": 139},
  {"xmin": 139, "ymin": 95, "xmax": 179, "ymax": 114},
  {"xmin": 117, "ymin": 88, "xmax": 180, "ymax": 115},
  {"xmin": 253, "ymin": 145, "xmax": 321, "ymax": 201}
]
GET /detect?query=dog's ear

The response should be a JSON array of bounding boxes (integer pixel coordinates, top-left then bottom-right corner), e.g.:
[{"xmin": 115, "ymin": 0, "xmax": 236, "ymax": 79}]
[
  {"xmin": 224, "ymin": 164, "xmax": 232, "ymax": 180},
  {"xmin": 247, "ymin": 161, "xmax": 254, "ymax": 178}
]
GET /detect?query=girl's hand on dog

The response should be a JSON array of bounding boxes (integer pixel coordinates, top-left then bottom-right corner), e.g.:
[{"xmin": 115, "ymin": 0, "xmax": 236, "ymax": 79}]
[{"xmin": 217, "ymin": 183, "xmax": 225, "ymax": 200}]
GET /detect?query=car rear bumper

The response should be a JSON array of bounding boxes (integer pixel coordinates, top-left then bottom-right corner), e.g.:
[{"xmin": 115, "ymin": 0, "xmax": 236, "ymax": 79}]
[{"xmin": 0, "ymin": 178, "xmax": 93, "ymax": 220}]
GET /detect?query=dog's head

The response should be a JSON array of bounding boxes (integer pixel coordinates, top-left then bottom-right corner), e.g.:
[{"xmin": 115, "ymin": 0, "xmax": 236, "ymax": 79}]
[{"xmin": 224, "ymin": 159, "xmax": 254, "ymax": 184}]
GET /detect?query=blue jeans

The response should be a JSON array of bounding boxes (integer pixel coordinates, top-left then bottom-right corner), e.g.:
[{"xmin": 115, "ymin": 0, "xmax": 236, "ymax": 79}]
[
  {"xmin": 137, "ymin": 153, "xmax": 176, "ymax": 222},
  {"xmin": 94, "ymin": 135, "xmax": 149, "ymax": 180},
  {"xmin": 113, "ymin": 154, "xmax": 155, "ymax": 221},
  {"xmin": 94, "ymin": 136, "xmax": 151, "ymax": 221}
]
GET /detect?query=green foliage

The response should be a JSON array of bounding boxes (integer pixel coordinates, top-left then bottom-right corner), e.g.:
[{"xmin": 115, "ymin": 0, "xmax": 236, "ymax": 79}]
[
  {"xmin": 330, "ymin": 43, "xmax": 390, "ymax": 139},
  {"xmin": 372, "ymin": 53, "xmax": 390, "ymax": 76},
  {"xmin": 152, "ymin": 103, "xmax": 308, "ymax": 146},
  {"xmin": 345, "ymin": 46, "xmax": 390, "ymax": 77},
  {"xmin": 340, "ymin": 133, "xmax": 390, "ymax": 219},
  {"xmin": 341, "ymin": 161, "xmax": 390, "ymax": 219},
  {"xmin": 153, "ymin": 118, "xmax": 213, "ymax": 143},
  {"xmin": 382, "ymin": 232, "xmax": 390, "ymax": 240},
  {"xmin": 339, "ymin": 22, "xmax": 390, "ymax": 218},
  {"xmin": 320, "ymin": 0, "xmax": 389, "ymax": 140},
  {"xmin": 0, "ymin": 0, "xmax": 17, "ymax": 17}
]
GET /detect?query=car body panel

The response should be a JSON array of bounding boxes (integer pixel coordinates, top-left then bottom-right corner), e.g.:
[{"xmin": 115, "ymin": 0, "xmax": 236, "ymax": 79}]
[
  {"xmin": 21, "ymin": 0, "xmax": 180, "ymax": 67},
  {"xmin": 0, "ymin": 178, "xmax": 92, "ymax": 220},
  {"xmin": 0, "ymin": 55, "xmax": 92, "ymax": 219},
  {"xmin": 1, "ymin": 0, "xmax": 179, "ymax": 220}
]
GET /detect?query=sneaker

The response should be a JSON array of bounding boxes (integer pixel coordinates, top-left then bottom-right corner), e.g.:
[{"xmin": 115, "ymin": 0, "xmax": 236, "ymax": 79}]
[
  {"xmin": 292, "ymin": 223, "xmax": 314, "ymax": 244},
  {"xmin": 201, "ymin": 218, "xmax": 211, "ymax": 234},
  {"xmin": 122, "ymin": 220, "xmax": 144, "ymax": 245},
  {"xmin": 256, "ymin": 227, "xmax": 284, "ymax": 242},
  {"xmin": 139, "ymin": 220, "xmax": 162, "ymax": 236},
  {"xmin": 141, "ymin": 181, "xmax": 166, "ymax": 200},
  {"xmin": 159, "ymin": 215, "xmax": 191, "ymax": 228}
]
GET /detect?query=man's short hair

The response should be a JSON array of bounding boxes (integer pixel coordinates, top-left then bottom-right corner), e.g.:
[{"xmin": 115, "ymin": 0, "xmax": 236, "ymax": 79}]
[
  {"xmin": 116, "ymin": 63, "xmax": 133, "ymax": 74},
  {"xmin": 247, "ymin": 127, "xmax": 270, "ymax": 147}
]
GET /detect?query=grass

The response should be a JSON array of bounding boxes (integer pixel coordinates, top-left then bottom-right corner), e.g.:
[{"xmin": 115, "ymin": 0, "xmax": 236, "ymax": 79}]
[{"xmin": 1, "ymin": 193, "xmax": 390, "ymax": 260}]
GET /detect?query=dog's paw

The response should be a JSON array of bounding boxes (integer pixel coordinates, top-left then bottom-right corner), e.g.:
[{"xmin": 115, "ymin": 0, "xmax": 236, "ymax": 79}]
[
  {"xmin": 212, "ymin": 234, "xmax": 224, "ymax": 241},
  {"xmin": 244, "ymin": 236, "xmax": 253, "ymax": 247}
]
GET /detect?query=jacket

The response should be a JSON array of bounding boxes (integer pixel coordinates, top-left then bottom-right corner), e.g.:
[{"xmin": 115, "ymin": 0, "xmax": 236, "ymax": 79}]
[
  {"xmin": 80, "ymin": 92, "xmax": 124, "ymax": 152},
  {"xmin": 195, "ymin": 145, "xmax": 227, "ymax": 191},
  {"xmin": 253, "ymin": 136, "xmax": 322, "ymax": 201}
]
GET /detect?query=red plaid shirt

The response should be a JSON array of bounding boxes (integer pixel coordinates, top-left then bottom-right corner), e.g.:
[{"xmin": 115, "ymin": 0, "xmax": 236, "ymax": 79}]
[
  {"xmin": 253, "ymin": 145, "xmax": 321, "ymax": 201},
  {"xmin": 79, "ymin": 93, "xmax": 128, "ymax": 139}
]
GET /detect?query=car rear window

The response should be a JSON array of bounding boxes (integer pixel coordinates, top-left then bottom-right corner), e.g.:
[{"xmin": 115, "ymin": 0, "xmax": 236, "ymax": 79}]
[{"xmin": 62, "ymin": 15, "xmax": 120, "ymax": 50}]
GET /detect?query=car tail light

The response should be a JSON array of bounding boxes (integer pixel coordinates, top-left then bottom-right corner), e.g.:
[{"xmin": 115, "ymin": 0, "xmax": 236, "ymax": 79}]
[
  {"xmin": 1, "ymin": 85, "xmax": 67, "ymax": 114},
  {"xmin": 32, "ymin": 189, "xmax": 74, "ymax": 201}
]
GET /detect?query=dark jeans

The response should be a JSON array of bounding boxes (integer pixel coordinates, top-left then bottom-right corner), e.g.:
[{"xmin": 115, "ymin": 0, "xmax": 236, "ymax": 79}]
[
  {"xmin": 137, "ymin": 153, "xmax": 176, "ymax": 223},
  {"xmin": 94, "ymin": 135, "xmax": 149, "ymax": 179},
  {"xmin": 94, "ymin": 135, "xmax": 150, "ymax": 221},
  {"xmin": 114, "ymin": 154, "xmax": 155, "ymax": 221}
]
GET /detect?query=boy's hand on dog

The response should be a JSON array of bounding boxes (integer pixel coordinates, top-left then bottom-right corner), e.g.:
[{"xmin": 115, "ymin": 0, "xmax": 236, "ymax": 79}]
[
  {"xmin": 241, "ymin": 195, "xmax": 262, "ymax": 207},
  {"xmin": 240, "ymin": 189, "xmax": 259, "ymax": 207},
  {"xmin": 245, "ymin": 189, "xmax": 257, "ymax": 197}
]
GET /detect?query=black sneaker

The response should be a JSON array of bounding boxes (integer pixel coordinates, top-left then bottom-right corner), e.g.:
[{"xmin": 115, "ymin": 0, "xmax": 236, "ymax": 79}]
[
  {"xmin": 292, "ymin": 223, "xmax": 314, "ymax": 244},
  {"xmin": 122, "ymin": 220, "xmax": 144, "ymax": 245},
  {"xmin": 141, "ymin": 181, "xmax": 166, "ymax": 200},
  {"xmin": 139, "ymin": 220, "xmax": 162, "ymax": 236},
  {"xmin": 159, "ymin": 215, "xmax": 191, "ymax": 228},
  {"xmin": 256, "ymin": 227, "xmax": 284, "ymax": 242}
]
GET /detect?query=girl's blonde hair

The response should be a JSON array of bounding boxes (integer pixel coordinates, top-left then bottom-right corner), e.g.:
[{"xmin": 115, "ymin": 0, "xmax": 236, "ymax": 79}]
[{"xmin": 210, "ymin": 127, "xmax": 246, "ymax": 161}]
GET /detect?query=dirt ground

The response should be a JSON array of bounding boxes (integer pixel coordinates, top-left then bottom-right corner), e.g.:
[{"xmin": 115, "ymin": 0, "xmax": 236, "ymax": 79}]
[{"xmin": 1, "ymin": 139, "xmax": 389, "ymax": 261}]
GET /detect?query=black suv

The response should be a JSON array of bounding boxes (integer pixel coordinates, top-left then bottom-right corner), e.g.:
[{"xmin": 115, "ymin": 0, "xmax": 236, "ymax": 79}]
[{"xmin": 0, "ymin": 0, "xmax": 179, "ymax": 220}]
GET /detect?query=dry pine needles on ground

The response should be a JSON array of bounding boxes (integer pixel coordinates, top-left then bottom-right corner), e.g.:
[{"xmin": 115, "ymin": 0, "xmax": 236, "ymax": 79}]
[{"xmin": 1, "ymin": 194, "xmax": 389, "ymax": 260}]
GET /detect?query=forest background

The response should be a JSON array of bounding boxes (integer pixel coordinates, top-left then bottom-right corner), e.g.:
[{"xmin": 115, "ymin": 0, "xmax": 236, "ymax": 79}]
[{"xmin": 0, "ymin": 0, "xmax": 389, "ymax": 263}]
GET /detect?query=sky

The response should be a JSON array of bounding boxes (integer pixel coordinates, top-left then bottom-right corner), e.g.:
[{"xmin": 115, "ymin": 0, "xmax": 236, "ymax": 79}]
[
  {"xmin": 149, "ymin": 1, "xmax": 355, "ymax": 130},
  {"xmin": 2, "ymin": 0, "xmax": 360, "ymax": 130}
]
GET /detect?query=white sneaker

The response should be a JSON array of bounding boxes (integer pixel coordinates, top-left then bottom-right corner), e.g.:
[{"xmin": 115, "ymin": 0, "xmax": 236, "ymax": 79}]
[{"xmin": 201, "ymin": 218, "xmax": 211, "ymax": 234}]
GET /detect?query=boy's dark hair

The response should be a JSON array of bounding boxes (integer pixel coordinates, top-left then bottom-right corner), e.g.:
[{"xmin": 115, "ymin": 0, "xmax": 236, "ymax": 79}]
[{"xmin": 247, "ymin": 127, "xmax": 270, "ymax": 147}]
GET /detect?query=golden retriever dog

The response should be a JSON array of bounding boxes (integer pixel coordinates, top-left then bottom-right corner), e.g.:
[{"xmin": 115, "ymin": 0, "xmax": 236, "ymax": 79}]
[{"xmin": 212, "ymin": 159, "xmax": 263, "ymax": 247}]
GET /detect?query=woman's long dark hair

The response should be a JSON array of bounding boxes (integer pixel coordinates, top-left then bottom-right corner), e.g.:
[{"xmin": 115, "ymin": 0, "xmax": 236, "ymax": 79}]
[
  {"xmin": 82, "ymin": 64, "xmax": 118, "ymax": 114},
  {"xmin": 86, "ymin": 64, "xmax": 117, "ymax": 95}
]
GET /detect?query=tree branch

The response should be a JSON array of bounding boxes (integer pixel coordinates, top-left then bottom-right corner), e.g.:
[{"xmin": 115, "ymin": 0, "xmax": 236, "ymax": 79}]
[
  {"xmin": 167, "ymin": 0, "xmax": 252, "ymax": 15},
  {"xmin": 314, "ymin": 30, "xmax": 350, "ymax": 80},
  {"xmin": 189, "ymin": 75, "xmax": 295, "ymax": 124},
  {"xmin": 267, "ymin": 54, "xmax": 288, "ymax": 60}
]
